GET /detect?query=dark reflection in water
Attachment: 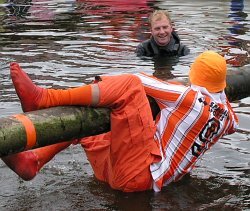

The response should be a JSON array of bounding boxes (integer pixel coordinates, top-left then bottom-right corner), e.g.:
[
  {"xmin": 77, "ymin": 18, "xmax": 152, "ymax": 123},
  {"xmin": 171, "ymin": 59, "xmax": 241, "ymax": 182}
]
[
  {"xmin": 0, "ymin": 0, "xmax": 249, "ymax": 210},
  {"xmin": 152, "ymin": 56, "xmax": 179, "ymax": 80},
  {"xmin": 228, "ymin": 0, "xmax": 247, "ymax": 34},
  {"xmin": 221, "ymin": 0, "xmax": 249, "ymax": 67},
  {"xmin": 6, "ymin": 1, "xmax": 32, "ymax": 18}
]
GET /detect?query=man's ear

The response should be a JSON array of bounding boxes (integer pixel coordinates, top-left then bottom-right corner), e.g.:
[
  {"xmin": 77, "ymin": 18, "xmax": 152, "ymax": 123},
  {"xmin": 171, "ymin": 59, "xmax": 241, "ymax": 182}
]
[{"xmin": 171, "ymin": 23, "xmax": 175, "ymax": 31}]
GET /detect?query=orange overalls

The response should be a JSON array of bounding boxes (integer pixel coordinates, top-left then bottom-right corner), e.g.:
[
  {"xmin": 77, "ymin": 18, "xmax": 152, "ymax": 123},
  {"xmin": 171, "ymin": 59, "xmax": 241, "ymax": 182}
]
[{"xmin": 78, "ymin": 74, "xmax": 161, "ymax": 192}]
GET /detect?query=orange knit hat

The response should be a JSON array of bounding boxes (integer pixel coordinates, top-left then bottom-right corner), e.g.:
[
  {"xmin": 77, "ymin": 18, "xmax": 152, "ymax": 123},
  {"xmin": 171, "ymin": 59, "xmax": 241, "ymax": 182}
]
[{"xmin": 189, "ymin": 51, "xmax": 227, "ymax": 92}]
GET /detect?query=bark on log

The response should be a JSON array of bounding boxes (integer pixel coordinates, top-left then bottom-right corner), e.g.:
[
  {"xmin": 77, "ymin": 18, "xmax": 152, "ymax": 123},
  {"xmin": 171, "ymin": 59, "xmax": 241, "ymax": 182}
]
[
  {"xmin": 0, "ymin": 107, "xmax": 110, "ymax": 157},
  {"xmin": 225, "ymin": 70, "xmax": 250, "ymax": 101},
  {"xmin": 0, "ymin": 70, "xmax": 249, "ymax": 157}
]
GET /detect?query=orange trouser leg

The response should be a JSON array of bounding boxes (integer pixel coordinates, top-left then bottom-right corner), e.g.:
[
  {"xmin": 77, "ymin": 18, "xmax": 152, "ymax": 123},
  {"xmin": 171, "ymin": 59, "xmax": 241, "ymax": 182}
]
[
  {"xmin": 79, "ymin": 132, "xmax": 112, "ymax": 183},
  {"xmin": 81, "ymin": 75, "xmax": 158, "ymax": 192}
]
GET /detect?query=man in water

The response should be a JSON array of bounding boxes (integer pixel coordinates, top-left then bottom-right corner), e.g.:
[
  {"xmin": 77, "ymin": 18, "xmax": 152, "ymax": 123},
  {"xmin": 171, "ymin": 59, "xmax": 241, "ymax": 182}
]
[
  {"xmin": 2, "ymin": 51, "xmax": 238, "ymax": 192},
  {"xmin": 136, "ymin": 10, "xmax": 190, "ymax": 57}
]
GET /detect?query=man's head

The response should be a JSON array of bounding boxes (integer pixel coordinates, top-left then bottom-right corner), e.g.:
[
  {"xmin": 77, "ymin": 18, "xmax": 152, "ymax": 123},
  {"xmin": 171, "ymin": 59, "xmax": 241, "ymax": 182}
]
[
  {"xmin": 149, "ymin": 10, "xmax": 173, "ymax": 46},
  {"xmin": 189, "ymin": 51, "xmax": 227, "ymax": 93}
]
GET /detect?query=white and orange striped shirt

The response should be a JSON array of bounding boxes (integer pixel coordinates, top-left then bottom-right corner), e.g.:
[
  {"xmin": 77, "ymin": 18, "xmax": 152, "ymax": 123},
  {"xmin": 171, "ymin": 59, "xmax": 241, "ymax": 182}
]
[{"xmin": 136, "ymin": 73, "xmax": 239, "ymax": 192}]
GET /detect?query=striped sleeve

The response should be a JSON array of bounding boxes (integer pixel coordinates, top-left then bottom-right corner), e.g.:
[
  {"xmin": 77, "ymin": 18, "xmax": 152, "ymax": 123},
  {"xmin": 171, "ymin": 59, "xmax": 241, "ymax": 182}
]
[{"xmin": 135, "ymin": 73, "xmax": 188, "ymax": 103}]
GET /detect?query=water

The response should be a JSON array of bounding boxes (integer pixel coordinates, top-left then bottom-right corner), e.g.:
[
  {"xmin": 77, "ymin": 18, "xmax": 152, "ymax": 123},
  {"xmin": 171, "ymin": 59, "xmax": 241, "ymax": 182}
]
[{"xmin": 0, "ymin": 0, "xmax": 249, "ymax": 210}]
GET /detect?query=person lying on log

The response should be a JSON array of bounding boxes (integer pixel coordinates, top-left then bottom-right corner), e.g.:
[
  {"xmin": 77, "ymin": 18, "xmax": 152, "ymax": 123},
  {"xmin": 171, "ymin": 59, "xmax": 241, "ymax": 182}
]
[
  {"xmin": 136, "ymin": 10, "xmax": 190, "ymax": 57},
  {"xmin": 2, "ymin": 51, "xmax": 238, "ymax": 192}
]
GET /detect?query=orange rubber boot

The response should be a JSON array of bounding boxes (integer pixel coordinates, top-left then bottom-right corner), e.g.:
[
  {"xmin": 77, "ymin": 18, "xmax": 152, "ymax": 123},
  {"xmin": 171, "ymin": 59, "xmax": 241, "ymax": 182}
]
[
  {"xmin": 2, "ymin": 151, "xmax": 39, "ymax": 181},
  {"xmin": 2, "ymin": 141, "xmax": 72, "ymax": 180},
  {"xmin": 10, "ymin": 62, "xmax": 92, "ymax": 112}
]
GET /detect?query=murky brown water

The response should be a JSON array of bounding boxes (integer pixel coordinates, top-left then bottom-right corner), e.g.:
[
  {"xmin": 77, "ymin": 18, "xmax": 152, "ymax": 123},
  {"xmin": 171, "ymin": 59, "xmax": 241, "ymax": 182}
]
[{"xmin": 0, "ymin": 0, "xmax": 249, "ymax": 210}]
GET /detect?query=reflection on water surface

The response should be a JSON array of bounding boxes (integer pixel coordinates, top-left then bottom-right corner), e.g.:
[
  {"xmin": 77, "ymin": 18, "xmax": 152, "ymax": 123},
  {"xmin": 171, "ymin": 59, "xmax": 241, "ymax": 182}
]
[{"xmin": 0, "ymin": 0, "xmax": 249, "ymax": 210}]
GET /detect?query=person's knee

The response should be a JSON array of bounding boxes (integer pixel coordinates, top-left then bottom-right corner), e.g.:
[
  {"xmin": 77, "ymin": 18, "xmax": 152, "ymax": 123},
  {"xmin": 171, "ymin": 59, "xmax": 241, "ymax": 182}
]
[{"xmin": 127, "ymin": 74, "xmax": 142, "ymax": 86}]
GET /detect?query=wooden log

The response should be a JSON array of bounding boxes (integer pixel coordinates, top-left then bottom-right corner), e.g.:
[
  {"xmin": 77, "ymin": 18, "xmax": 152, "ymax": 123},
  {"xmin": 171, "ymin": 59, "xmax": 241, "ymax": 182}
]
[
  {"xmin": 225, "ymin": 70, "xmax": 250, "ymax": 101},
  {"xmin": 0, "ymin": 70, "xmax": 249, "ymax": 157},
  {"xmin": 0, "ymin": 106, "xmax": 110, "ymax": 157}
]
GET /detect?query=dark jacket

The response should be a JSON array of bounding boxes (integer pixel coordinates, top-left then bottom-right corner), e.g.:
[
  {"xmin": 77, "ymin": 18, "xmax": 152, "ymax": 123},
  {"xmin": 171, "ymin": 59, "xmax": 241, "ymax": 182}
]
[{"xmin": 136, "ymin": 31, "xmax": 190, "ymax": 57}]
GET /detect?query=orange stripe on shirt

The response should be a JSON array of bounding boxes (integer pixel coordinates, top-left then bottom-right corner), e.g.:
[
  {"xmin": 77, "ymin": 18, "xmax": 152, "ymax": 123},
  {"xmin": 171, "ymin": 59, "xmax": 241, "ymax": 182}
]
[
  {"xmin": 161, "ymin": 89, "xmax": 197, "ymax": 148},
  {"xmin": 137, "ymin": 72, "xmax": 183, "ymax": 102},
  {"xmin": 175, "ymin": 97, "xmax": 235, "ymax": 176},
  {"xmin": 163, "ymin": 96, "xmax": 212, "ymax": 182},
  {"xmin": 144, "ymin": 86, "xmax": 180, "ymax": 102},
  {"xmin": 161, "ymin": 92, "xmax": 209, "ymax": 181},
  {"xmin": 13, "ymin": 114, "xmax": 37, "ymax": 150}
]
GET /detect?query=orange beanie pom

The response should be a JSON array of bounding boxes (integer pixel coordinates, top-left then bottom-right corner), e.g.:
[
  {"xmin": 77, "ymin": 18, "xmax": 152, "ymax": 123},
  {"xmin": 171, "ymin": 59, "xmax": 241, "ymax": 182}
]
[{"xmin": 189, "ymin": 51, "xmax": 227, "ymax": 93}]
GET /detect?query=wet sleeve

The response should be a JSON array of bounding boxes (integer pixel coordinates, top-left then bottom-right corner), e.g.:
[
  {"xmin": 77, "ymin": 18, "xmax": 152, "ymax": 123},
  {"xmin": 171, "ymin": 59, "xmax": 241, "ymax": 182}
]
[
  {"xmin": 178, "ymin": 44, "xmax": 190, "ymax": 56},
  {"xmin": 135, "ymin": 43, "xmax": 146, "ymax": 57},
  {"xmin": 135, "ymin": 73, "xmax": 183, "ymax": 102},
  {"xmin": 225, "ymin": 100, "xmax": 239, "ymax": 134}
]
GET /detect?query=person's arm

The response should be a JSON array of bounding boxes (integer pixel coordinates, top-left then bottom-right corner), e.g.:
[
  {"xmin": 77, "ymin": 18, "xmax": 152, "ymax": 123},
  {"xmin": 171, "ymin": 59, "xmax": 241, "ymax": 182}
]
[
  {"xmin": 178, "ymin": 44, "xmax": 190, "ymax": 56},
  {"xmin": 135, "ymin": 43, "xmax": 146, "ymax": 57},
  {"xmin": 225, "ymin": 99, "xmax": 239, "ymax": 134},
  {"xmin": 135, "ymin": 73, "xmax": 185, "ymax": 102}
]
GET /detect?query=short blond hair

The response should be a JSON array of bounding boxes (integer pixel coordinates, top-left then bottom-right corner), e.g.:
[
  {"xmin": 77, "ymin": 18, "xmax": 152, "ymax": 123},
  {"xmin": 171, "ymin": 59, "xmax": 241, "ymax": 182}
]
[{"xmin": 149, "ymin": 10, "xmax": 172, "ymax": 26}]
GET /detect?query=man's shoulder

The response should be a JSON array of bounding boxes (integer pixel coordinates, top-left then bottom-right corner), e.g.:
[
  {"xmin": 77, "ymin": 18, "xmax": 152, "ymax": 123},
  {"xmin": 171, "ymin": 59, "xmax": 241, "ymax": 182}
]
[
  {"xmin": 178, "ymin": 44, "xmax": 190, "ymax": 56},
  {"xmin": 136, "ymin": 39, "xmax": 153, "ymax": 57},
  {"xmin": 172, "ymin": 31, "xmax": 190, "ymax": 56}
]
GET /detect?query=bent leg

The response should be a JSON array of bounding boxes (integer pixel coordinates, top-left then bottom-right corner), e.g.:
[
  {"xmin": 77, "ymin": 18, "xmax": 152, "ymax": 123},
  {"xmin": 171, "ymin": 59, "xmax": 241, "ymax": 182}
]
[
  {"xmin": 10, "ymin": 62, "xmax": 97, "ymax": 112},
  {"xmin": 4, "ymin": 63, "xmax": 90, "ymax": 180},
  {"xmin": 83, "ymin": 75, "xmax": 159, "ymax": 191},
  {"xmin": 79, "ymin": 132, "xmax": 112, "ymax": 183}
]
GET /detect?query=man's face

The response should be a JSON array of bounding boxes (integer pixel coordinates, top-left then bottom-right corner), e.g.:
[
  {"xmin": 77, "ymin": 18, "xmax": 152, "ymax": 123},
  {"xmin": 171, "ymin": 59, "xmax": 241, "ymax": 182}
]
[{"xmin": 151, "ymin": 16, "xmax": 173, "ymax": 46}]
